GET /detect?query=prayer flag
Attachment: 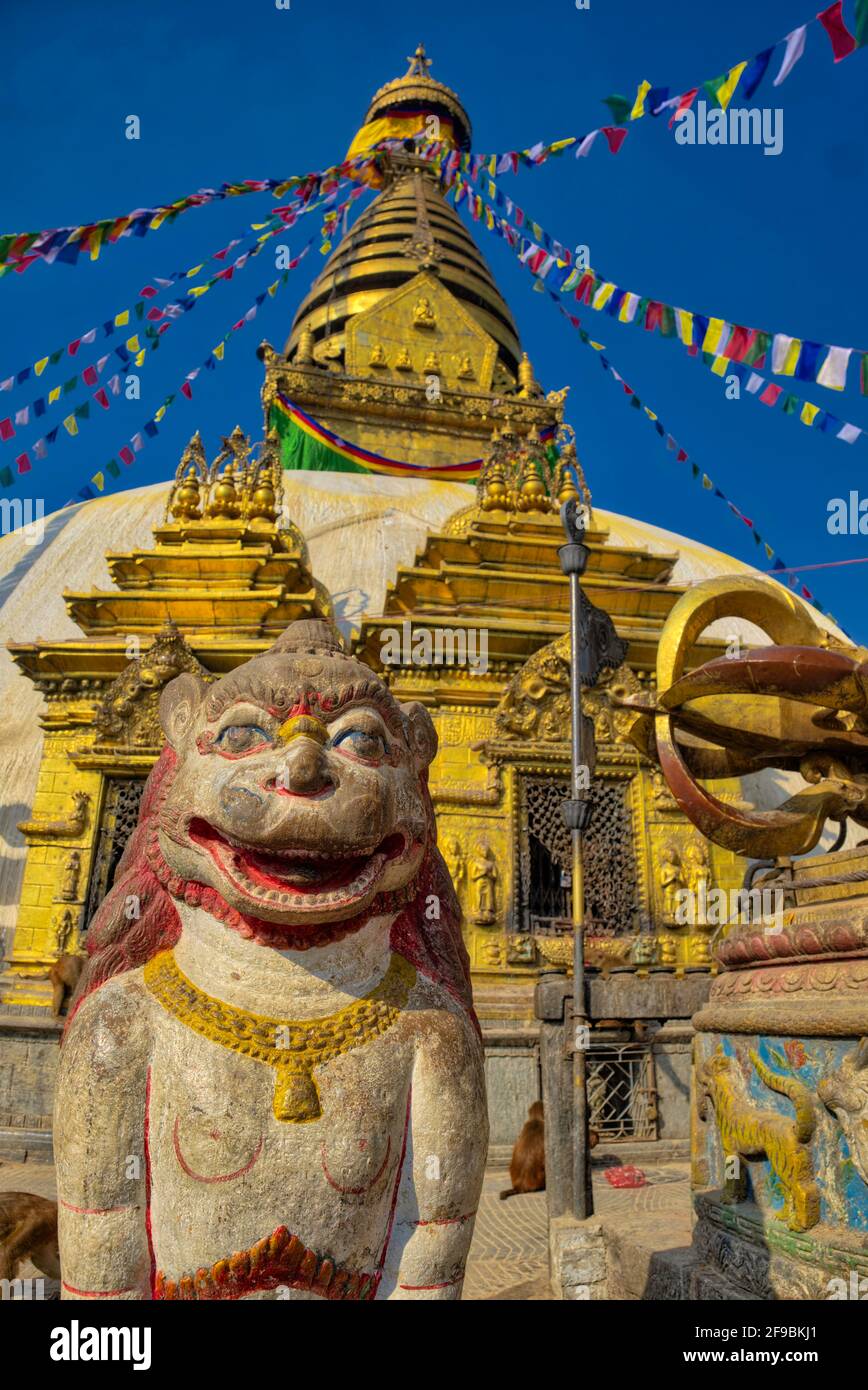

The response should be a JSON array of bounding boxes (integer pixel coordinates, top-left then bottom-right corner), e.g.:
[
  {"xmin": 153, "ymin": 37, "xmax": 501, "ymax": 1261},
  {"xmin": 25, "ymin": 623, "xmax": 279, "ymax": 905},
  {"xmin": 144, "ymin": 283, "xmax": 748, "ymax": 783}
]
[
  {"xmin": 742, "ymin": 48, "xmax": 774, "ymax": 99},
  {"xmin": 774, "ymin": 27, "xmax": 807, "ymax": 85},
  {"xmin": 630, "ymin": 80, "xmax": 652, "ymax": 120},
  {"xmin": 817, "ymin": 2, "xmax": 857, "ymax": 60},
  {"xmin": 817, "ymin": 345, "xmax": 852, "ymax": 389}
]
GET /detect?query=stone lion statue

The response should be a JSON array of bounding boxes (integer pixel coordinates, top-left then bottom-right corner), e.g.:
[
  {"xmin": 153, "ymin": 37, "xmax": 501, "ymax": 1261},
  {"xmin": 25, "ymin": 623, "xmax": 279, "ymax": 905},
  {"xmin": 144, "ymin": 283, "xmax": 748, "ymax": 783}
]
[{"xmin": 55, "ymin": 620, "xmax": 487, "ymax": 1300}]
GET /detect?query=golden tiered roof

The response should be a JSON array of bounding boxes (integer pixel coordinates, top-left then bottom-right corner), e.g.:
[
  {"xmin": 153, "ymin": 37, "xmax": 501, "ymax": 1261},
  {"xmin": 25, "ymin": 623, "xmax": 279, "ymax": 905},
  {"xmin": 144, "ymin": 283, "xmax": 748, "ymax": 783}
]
[{"xmin": 286, "ymin": 165, "xmax": 522, "ymax": 378}]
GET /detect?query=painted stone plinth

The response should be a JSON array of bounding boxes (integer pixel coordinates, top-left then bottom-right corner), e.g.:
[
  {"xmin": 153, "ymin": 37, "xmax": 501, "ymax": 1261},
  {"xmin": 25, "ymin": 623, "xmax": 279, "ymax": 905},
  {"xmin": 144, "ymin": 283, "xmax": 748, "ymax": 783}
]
[{"xmin": 690, "ymin": 849, "xmax": 868, "ymax": 1301}]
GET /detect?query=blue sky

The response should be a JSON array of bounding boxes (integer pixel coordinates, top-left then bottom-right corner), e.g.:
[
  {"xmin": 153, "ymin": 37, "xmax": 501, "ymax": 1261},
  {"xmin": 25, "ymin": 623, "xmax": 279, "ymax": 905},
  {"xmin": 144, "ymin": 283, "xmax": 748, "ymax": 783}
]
[{"xmin": 1, "ymin": 0, "xmax": 866, "ymax": 635}]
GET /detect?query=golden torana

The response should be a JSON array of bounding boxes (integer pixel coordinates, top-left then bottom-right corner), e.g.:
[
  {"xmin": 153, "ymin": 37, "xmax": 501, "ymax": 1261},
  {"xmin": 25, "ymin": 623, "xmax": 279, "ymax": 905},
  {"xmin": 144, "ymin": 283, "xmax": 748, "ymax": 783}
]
[{"xmin": 143, "ymin": 949, "xmax": 416, "ymax": 1124}]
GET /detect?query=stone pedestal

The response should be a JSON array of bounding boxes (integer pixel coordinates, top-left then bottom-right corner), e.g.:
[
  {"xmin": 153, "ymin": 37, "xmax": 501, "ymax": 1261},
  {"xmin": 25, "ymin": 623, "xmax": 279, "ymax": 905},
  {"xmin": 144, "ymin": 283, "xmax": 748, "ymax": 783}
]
[
  {"xmin": 690, "ymin": 847, "xmax": 868, "ymax": 1301},
  {"xmin": 549, "ymin": 1214, "xmax": 608, "ymax": 1300}
]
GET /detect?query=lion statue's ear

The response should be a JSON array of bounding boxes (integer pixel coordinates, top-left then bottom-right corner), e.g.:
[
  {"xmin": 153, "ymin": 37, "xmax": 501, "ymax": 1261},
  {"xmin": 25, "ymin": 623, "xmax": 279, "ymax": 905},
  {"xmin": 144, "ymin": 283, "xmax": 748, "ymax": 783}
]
[
  {"xmin": 400, "ymin": 701, "xmax": 438, "ymax": 772},
  {"xmin": 159, "ymin": 673, "xmax": 207, "ymax": 750}
]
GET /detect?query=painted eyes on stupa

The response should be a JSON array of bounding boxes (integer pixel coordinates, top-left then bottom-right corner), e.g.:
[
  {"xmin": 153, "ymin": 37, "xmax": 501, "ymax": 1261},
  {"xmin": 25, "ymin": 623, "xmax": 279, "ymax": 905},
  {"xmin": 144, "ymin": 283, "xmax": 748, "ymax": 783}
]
[
  {"xmin": 215, "ymin": 724, "xmax": 273, "ymax": 755},
  {"xmin": 329, "ymin": 727, "xmax": 390, "ymax": 762}
]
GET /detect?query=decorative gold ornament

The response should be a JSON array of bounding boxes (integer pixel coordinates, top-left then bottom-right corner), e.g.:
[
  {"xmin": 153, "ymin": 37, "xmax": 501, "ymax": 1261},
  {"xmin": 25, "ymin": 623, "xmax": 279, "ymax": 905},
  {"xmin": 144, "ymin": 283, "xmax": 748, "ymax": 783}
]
[
  {"xmin": 395, "ymin": 347, "xmax": 413, "ymax": 371},
  {"xmin": 369, "ymin": 344, "xmax": 387, "ymax": 368},
  {"xmin": 143, "ymin": 949, "xmax": 416, "ymax": 1123},
  {"xmin": 413, "ymin": 296, "xmax": 436, "ymax": 329}
]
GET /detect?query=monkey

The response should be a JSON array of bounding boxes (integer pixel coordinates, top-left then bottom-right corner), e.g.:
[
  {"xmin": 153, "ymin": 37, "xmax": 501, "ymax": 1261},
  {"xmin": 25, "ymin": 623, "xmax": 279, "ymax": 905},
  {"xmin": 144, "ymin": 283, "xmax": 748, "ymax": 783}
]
[
  {"xmin": 500, "ymin": 1101, "xmax": 546, "ymax": 1200},
  {"xmin": 48, "ymin": 952, "xmax": 84, "ymax": 1017},
  {"xmin": 500, "ymin": 1101, "xmax": 600, "ymax": 1201},
  {"xmin": 0, "ymin": 1193, "xmax": 60, "ymax": 1289}
]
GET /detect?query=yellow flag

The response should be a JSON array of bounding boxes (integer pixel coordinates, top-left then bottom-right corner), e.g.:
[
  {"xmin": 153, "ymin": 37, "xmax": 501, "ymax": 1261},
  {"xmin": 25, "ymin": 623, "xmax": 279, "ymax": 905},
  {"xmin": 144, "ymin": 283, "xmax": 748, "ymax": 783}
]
[
  {"xmin": 134, "ymin": 350, "xmax": 146, "ymax": 367},
  {"xmin": 631, "ymin": 80, "xmax": 652, "ymax": 120},
  {"xmin": 91, "ymin": 472, "xmax": 105, "ymax": 491},
  {"xmin": 800, "ymin": 401, "xmax": 820, "ymax": 426},
  {"xmin": 702, "ymin": 318, "xmax": 727, "ymax": 354},
  {"xmin": 48, "ymin": 386, "xmax": 61, "ymax": 404},
  {"xmin": 213, "ymin": 343, "xmax": 225, "ymax": 361},
  {"xmin": 675, "ymin": 309, "xmax": 693, "ymax": 346},
  {"xmin": 185, "ymin": 264, "xmax": 204, "ymax": 278},
  {"xmin": 34, "ymin": 357, "xmax": 49, "ymax": 376},
  {"xmin": 125, "ymin": 335, "xmax": 140, "ymax": 353},
  {"xmin": 716, "ymin": 62, "xmax": 747, "ymax": 112},
  {"xmin": 188, "ymin": 285, "xmax": 209, "ymax": 298},
  {"xmin": 63, "ymin": 414, "xmax": 78, "ymax": 436},
  {"xmin": 592, "ymin": 281, "xmax": 615, "ymax": 311},
  {"xmin": 711, "ymin": 355, "xmax": 729, "ymax": 377},
  {"xmin": 114, "ymin": 310, "xmax": 130, "ymax": 328},
  {"xmin": 782, "ymin": 339, "xmax": 802, "ymax": 376}
]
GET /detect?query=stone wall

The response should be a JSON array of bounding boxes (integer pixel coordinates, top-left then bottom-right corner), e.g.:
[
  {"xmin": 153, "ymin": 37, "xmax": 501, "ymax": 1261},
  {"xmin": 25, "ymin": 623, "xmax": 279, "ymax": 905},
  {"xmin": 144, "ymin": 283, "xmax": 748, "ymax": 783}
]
[{"xmin": 0, "ymin": 1017, "xmax": 61, "ymax": 1159}]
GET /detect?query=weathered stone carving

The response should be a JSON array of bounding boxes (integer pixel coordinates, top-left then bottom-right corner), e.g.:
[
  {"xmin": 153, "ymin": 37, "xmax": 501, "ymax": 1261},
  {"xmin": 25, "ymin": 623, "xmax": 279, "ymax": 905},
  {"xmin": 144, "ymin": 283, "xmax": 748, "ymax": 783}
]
[
  {"xmin": 696, "ymin": 1047, "xmax": 820, "ymax": 1231},
  {"xmin": 18, "ymin": 791, "xmax": 90, "ymax": 840},
  {"xmin": 93, "ymin": 623, "xmax": 211, "ymax": 749},
  {"xmin": 55, "ymin": 619, "xmax": 487, "ymax": 1301},
  {"xmin": 818, "ymin": 1038, "xmax": 868, "ymax": 1187}
]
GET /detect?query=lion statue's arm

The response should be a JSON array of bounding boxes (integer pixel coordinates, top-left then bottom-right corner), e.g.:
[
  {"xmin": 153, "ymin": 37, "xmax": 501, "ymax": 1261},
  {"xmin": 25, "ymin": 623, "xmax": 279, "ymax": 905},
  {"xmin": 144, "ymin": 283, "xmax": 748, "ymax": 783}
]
[
  {"xmin": 379, "ymin": 1003, "xmax": 488, "ymax": 1300},
  {"xmin": 54, "ymin": 976, "xmax": 154, "ymax": 1300}
]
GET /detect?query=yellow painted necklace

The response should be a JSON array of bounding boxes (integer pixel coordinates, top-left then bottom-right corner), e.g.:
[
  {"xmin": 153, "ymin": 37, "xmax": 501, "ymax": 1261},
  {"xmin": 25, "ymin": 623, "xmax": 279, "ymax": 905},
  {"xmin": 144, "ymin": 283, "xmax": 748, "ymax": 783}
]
[{"xmin": 143, "ymin": 949, "xmax": 416, "ymax": 1124}]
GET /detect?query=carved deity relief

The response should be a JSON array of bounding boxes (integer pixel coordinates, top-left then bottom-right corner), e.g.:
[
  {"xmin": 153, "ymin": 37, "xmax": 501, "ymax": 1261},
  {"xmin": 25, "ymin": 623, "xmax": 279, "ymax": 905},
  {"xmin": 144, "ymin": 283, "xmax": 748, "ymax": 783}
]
[
  {"xmin": 469, "ymin": 840, "xmax": 498, "ymax": 926},
  {"xmin": 658, "ymin": 844, "xmax": 684, "ymax": 921},
  {"xmin": 54, "ymin": 620, "xmax": 487, "ymax": 1301},
  {"xmin": 819, "ymin": 1039, "xmax": 868, "ymax": 1187},
  {"xmin": 412, "ymin": 296, "xmax": 436, "ymax": 329},
  {"xmin": 439, "ymin": 834, "xmax": 464, "ymax": 894},
  {"xmin": 59, "ymin": 851, "xmax": 82, "ymax": 902}
]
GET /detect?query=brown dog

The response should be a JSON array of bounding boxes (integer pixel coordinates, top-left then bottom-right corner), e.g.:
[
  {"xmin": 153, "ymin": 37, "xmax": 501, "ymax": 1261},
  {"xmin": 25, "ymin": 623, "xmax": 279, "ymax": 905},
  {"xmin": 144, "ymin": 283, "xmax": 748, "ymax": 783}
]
[{"xmin": 0, "ymin": 1192, "xmax": 60, "ymax": 1287}]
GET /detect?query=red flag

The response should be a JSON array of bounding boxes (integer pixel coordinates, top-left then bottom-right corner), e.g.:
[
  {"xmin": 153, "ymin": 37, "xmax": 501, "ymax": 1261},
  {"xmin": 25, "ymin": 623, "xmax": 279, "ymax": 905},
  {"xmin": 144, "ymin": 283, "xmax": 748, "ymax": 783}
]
[
  {"xmin": 0, "ymin": 418, "xmax": 14, "ymax": 441},
  {"xmin": 817, "ymin": 2, "xmax": 857, "ymax": 60},
  {"xmin": 724, "ymin": 326, "xmax": 754, "ymax": 361},
  {"xmin": 601, "ymin": 126, "xmax": 628, "ymax": 154},
  {"xmin": 760, "ymin": 383, "xmax": 783, "ymax": 406},
  {"xmin": 574, "ymin": 271, "xmax": 595, "ymax": 305},
  {"xmin": 94, "ymin": 388, "xmax": 109, "ymax": 409},
  {"xmin": 119, "ymin": 446, "xmax": 134, "ymax": 466},
  {"xmin": 82, "ymin": 365, "xmax": 98, "ymax": 386},
  {"xmin": 669, "ymin": 88, "xmax": 698, "ymax": 128},
  {"xmin": 140, "ymin": 285, "xmax": 158, "ymax": 298},
  {"xmin": 644, "ymin": 301, "xmax": 663, "ymax": 333},
  {"xmin": 180, "ymin": 381, "xmax": 193, "ymax": 400},
  {"xmin": 146, "ymin": 307, "xmax": 164, "ymax": 321},
  {"xmin": 676, "ymin": 448, "xmax": 688, "ymax": 462},
  {"xmin": 15, "ymin": 452, "xmax": 30, "ymax": 473},
  {"xmin": 68, "ymin": 339, "xmax": 81, "ymax": 356}
]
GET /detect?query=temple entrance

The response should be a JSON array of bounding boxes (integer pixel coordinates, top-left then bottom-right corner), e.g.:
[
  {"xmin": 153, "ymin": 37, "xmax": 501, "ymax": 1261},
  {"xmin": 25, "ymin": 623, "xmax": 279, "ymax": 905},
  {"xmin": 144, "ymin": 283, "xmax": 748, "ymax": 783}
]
[
  {"xmin": 83, "ymin": 777, "xmax": 146, "ymax": 934},
  {"xmin": 519, "ymin": 775, "xmax": 638, "ymax": 936}
]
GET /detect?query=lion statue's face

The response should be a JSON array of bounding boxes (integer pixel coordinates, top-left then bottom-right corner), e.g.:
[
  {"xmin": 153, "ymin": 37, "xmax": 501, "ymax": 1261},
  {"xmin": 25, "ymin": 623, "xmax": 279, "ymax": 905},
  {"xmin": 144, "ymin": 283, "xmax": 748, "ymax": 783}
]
[{"xmin": 155, "ymin": 632, "xmax": 436, "ymax": 930}]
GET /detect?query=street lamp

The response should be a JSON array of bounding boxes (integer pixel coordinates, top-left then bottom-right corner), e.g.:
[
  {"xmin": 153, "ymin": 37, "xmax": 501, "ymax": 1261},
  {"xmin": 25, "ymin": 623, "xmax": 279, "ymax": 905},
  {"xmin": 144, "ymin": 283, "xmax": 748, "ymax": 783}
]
[{"xmin": 558, "ymin": 498, "xmax": 594, "ymax": 1220}]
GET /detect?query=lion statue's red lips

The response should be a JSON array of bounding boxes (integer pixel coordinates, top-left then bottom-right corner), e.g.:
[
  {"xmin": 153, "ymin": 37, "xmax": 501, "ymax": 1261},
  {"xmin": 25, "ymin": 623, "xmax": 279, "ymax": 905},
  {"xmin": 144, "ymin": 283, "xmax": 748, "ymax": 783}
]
[{"xmin": 187, "ymin": 818, "xmax": 409, "ymax": 908}]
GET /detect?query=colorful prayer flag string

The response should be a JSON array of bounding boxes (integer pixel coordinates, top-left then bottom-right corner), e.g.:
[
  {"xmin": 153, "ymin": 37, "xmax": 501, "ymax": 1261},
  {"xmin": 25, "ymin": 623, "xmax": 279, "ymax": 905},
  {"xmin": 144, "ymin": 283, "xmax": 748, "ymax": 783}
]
[
  {"xmin": 445, "ymin": 169, "xmax": 868, "ymax": 400},
  {"xmin": 0, "ymin": 150, "xmax": 382, "ymax": 276},
  {"xmin": 45, "ymin": 267, "xmax": 297, "ymax": 506}
]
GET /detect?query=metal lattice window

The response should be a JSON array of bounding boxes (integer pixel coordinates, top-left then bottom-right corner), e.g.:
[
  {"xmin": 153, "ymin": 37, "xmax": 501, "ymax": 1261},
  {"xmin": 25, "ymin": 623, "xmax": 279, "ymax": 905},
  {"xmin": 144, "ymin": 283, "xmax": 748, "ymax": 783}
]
[
  {"xmin": 520, "ymin": 776, "xmax": 638, "ymax": 935},
  {"xmin": 587, "ymin": 1044, "xmax": 657, "ymax": 1142},
  {"xmin": 84, "ymin": 778, "xmax": 146, "ymax": 934}
]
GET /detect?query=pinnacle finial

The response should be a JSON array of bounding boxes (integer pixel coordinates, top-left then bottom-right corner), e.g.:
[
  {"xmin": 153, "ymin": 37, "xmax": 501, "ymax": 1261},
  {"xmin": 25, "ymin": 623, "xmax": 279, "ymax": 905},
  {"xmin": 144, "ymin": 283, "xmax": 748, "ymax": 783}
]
[{"xmin": 405, "ymin": 43, "xmax": 432, "ymax": 77}]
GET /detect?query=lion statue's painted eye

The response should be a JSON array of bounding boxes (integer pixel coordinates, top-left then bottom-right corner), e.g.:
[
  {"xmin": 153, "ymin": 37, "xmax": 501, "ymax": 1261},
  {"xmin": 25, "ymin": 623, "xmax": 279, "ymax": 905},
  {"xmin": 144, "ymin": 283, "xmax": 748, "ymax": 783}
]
[
  {"xmin": 331, "ymin": 728, "xmax": 389, "ymax": 761},
  {"xmin": 215, "ymin": 724, "xmax": 272, "ymax": 754}
]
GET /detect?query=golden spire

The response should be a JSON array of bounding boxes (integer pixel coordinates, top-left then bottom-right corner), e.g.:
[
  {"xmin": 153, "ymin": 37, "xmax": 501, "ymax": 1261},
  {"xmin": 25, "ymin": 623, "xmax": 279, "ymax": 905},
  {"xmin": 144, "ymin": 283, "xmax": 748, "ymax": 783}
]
[{"xmin": 405, "ymin": 43, "xmax": 432, "ymax": 78}]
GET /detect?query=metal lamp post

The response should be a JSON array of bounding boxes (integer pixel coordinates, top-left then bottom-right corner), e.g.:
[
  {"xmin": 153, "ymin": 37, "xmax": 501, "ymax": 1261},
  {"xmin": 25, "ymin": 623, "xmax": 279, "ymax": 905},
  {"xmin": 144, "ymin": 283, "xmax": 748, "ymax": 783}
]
[{"xmin": 558, "ymin": 499, "xmax": 594, "ymax": 1221}]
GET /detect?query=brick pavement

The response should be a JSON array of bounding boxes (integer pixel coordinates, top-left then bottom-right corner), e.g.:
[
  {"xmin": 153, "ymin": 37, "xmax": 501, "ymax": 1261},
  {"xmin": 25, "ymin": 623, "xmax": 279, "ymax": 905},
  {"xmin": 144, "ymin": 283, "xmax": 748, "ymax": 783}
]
[{"xmin": 0, "ymin": 1155, "xmax": 692, "ymax": 1300}]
